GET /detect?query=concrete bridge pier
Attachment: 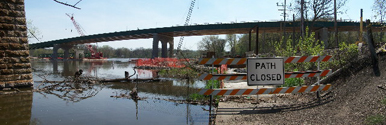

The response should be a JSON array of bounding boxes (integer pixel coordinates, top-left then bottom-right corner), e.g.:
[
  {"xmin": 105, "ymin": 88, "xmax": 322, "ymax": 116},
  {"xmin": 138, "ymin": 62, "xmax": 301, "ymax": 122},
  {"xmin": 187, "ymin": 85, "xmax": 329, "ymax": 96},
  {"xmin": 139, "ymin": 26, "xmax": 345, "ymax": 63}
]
[
  {"xmin": 161, "ymin": 41, "xmax": 168, "ymax": 58},
  {"xmin": 152, "ymin": 34, "xmax": 174, "ymax": 58},
  {"xmin": 152, "ymin": 34, "xmax": 159, "ymax": 59},
  {"xmin": 62, "ymin": 45, "xmax": 73, "ymax": 59},
  {"xmin": 169, "ymin": 41, "xmax": 174, "ymax": 58},
  {"xmin": 52, "ymin": 44, "xmax": 59, "ymax": 60},
  {"xmin": 74, "ymin": 49, "xmax": 84, "ymax": 59},
  {"xmin": 52, "ymin": 44, "xmax": 74, "ymax": 59}
]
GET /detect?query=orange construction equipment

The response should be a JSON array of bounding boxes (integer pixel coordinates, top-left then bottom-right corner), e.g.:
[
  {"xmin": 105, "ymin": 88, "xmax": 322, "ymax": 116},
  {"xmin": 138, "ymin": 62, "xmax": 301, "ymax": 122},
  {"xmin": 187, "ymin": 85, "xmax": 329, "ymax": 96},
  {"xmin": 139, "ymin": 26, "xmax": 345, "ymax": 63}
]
[{"xmin": 136, "ymin": 58, "xmax": 189, "ymax": 68}]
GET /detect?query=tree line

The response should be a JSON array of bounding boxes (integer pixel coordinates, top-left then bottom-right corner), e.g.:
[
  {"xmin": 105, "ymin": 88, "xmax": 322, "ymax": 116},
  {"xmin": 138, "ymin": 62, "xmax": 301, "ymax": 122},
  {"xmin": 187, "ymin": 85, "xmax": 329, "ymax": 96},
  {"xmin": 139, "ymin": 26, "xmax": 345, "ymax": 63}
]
[{"xmin": 29, "ymin": 45, "xmax": 201, "ymax": 58}]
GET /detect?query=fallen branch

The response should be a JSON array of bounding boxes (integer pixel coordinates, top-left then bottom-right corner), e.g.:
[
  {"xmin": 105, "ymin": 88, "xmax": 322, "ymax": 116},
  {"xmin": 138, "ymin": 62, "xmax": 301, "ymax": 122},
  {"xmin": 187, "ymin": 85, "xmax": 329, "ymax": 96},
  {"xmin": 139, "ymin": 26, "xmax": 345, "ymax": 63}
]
[
  {"xmin": 378, "ymin": 84, "xmax": 386, "ymax": 90},
  {"xmin": 53, "ymin": 0, "xmax": 81, "ymax": 9}
]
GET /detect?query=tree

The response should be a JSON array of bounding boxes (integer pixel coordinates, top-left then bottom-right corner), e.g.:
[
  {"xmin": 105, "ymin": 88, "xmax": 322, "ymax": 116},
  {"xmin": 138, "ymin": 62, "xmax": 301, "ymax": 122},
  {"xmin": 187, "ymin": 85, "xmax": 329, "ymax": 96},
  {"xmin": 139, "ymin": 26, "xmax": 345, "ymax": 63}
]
[
  {"xmin": 291, "ymin": 0, "xmax": 346, "ymax": 21},
  {"xmin": 373, "ymin": 0, "xmax": 386, "ymax": 23},
  {"xmin": 290, "ymin": 0, "xmax": 346, "ymax": 31},
  {"xmin": 197, "ymin": 35, "xmax": 226, "ymax": 57},
  {"xmin": 115, "ymin": 47, "xmax": 131, "ymax": 58},
  {"xmin": 226, "ymin": 34, "xmax": 238, "ymax": 56},
  {"xmin": 373, "ymin": 0, "xmax": 386, "ymax": 43},
  {"xmin": 26, "ymin": 20, "xmax": 42, "ymax": 42},
  {"xmin": 97, "ymin": 45, "xmax": 114, "ymax": 58},
  {"xmin": 235, "ymin": 34, "xmax": 250, "ymax": 56}
]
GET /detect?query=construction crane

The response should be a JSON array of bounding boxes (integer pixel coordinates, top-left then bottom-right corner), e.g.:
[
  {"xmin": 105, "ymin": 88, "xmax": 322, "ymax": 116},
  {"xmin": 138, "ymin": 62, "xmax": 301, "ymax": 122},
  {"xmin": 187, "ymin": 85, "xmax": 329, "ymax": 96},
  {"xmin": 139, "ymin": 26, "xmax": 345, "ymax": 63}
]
[
  {"xmin": 66, "ymin": 13, "xmax": 103, "ymax": 58},
  {"xmin": 176, "ymin": 0, "xmax": 196, "ymax": 56}
]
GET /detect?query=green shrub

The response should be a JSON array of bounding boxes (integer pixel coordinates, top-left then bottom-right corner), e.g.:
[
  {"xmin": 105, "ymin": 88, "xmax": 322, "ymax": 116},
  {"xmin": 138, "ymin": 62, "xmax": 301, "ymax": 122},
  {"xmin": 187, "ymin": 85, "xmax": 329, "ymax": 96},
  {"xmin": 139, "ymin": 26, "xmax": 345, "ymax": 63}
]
[
  {"xmin": 205, "ymin": 80, "xmax": 220, "ymax": 89},
  {"xmin": 274, "ymin": 27, "xmax": 360, "ymax": 86},
  {"xmin": 189, "ymin": 93, "xmax": 206, "ymax": 100},
  {"xmin": 274, "ymin": 27, "xmax": 325, "ymax": 72},
  {"xmin": 365, "ymin": 114, "xmax": 386, "ymax": 125},
  {"xmin": 189, "ymin": 80, "xmax": 221, "ymax": 101},
  {"xmin": 281, "ymin": 78, "xmax": 304, "ymax": 87},
  {"xmin": 381, "ymin": 97, "xmax": 386, "ymax": 105}
]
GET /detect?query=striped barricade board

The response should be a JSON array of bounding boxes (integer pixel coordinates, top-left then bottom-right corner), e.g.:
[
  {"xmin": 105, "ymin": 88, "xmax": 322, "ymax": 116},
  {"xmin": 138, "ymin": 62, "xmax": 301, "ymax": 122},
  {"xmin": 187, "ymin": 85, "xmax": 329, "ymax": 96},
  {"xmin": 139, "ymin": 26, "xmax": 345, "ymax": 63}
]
[
  {"xmin": 198, "ymin": 84, "xmax": 332, "ymax": 96},
  {"xmin": 198, "ymin": 55, "xmax": 333, "ymax": 65},
  {"xmin": 199, "ymin": 70, "xmax": 332, "ymax": 80},
  {"xmin": 197, "ymin": 55, "xmax": 333, "ymax": 95}
]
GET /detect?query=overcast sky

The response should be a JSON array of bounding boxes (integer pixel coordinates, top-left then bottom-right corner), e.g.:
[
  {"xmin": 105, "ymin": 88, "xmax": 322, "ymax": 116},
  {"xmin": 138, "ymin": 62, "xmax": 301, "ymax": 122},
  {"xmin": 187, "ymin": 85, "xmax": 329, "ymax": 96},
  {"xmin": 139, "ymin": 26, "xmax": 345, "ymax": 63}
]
[{"xmin": 25, "ymin": 0, "xmax": 374, "ymax": 50}]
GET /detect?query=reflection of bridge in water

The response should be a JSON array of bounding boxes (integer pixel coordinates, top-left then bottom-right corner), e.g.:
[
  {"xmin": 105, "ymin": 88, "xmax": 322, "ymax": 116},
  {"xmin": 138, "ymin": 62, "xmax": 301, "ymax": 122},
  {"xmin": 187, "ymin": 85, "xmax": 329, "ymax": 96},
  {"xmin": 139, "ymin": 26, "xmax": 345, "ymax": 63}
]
[{"xmin": 44, "ymin": 60, "xmax": 131, "ymax": 77}]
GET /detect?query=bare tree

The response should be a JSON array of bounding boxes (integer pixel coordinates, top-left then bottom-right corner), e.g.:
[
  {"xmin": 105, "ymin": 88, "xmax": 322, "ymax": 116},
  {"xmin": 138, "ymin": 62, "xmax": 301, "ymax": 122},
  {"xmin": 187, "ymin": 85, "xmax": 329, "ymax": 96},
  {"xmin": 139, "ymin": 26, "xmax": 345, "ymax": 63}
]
[
  {"xmin": 198, "ymin": 36, "xmax": 226, "ymax": 57},
  {"xmin": 226, "ymin": 34, "xmax": 238, "ymax": 56},
  {"xmin": 373, "ymin": 0, "xmax": 386, "ymax": 23},
  {"xmin": 373, "ymin": 0, "xmax": 386, "ymax": 43},
  {"xmin": 290, "ymin": 0, "xmax": 346, "ymax": 32},
  {"xmin": 198, "ymin": 36, "xmax": 212, "ymax": 51},
  {"xmin": 26, "ymin": 20, "xmax": 42, "ymax": 42}
]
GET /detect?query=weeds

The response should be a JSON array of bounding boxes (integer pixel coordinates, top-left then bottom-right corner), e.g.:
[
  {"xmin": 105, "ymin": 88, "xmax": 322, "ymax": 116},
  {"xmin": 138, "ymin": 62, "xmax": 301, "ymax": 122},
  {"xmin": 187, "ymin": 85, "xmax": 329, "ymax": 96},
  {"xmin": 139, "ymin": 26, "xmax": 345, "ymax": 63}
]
[
  {"xmin": 281, "ymin": 78, "xmax": 304, "ymax": 87},
  {"xmin": 380, "ymin": 97, "xmax": 386, "ymax": 106},
  {"xmin": 158, "ymin": 68, "xmax": 198, "ymax": 79},
  {"xmin": 188, "ymin": 80, "xmax": 221, "ymax": 102},
  {"xmin": 365, "ymin": 114, "xmax": 386, "ymax": 125}
]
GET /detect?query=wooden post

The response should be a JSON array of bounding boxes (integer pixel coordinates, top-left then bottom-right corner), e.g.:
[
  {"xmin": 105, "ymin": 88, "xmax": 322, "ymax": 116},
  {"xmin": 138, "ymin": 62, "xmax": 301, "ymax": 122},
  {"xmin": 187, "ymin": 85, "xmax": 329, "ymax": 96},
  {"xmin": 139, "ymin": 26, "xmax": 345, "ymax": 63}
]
[
  {"xmin": 365, "ymin": 20, "xmax": 381, "ymax": 76},
  {"xmin": 334, "ymin": 0, "xmax": 338, "ymax": 48},
  {"xmin": 249, "ymin": 30, "xmax": 252, "ymax": 51},
  {"xmin": 255, "ymin": 27, "xmax": 259, "ymax": 55},
  {"xmin": 125, "ymin": 71, "xmax": 129, "ymax": 79}
]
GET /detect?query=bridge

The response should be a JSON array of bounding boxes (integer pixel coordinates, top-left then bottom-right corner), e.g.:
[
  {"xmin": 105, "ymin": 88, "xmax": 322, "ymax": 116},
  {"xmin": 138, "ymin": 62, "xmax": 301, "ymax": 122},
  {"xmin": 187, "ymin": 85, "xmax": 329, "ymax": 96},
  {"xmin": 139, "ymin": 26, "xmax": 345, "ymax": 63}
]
[{"xmin": 29, "ymin": 21, "xmax": 384, "ymax": 59}]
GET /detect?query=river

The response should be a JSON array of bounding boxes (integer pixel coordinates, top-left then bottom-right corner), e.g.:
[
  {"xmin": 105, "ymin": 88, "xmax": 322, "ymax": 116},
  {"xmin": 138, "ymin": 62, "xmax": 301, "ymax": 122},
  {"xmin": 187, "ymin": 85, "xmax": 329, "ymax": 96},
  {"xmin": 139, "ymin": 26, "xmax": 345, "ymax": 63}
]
[{"xmin": 0, "ymin": 58, "xmax": 211, "ymax": 125}]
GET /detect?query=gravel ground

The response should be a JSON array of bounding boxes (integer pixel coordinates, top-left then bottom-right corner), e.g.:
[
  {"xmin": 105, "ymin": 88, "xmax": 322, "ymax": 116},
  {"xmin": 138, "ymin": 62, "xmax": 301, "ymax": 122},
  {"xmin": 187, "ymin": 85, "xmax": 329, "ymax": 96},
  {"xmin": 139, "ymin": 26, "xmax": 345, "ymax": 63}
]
[{"xmin": 215, "ymin": 55, "xmax": 386, "ymax": 125}]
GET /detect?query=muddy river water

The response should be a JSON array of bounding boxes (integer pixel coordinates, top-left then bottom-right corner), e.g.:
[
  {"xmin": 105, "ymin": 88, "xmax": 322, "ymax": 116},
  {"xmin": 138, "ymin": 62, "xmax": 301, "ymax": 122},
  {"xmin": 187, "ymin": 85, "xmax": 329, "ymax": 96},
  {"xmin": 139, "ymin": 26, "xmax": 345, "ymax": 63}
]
[{"xmin": 0, "ymin": 59, "xmax": 211, "ymax": 125}]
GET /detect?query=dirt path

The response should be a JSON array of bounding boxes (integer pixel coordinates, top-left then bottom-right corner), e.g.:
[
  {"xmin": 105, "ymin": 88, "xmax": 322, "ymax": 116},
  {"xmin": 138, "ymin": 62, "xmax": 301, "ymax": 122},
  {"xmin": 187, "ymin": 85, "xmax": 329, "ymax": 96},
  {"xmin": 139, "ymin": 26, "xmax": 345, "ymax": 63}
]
[{"xmin": 215, "ymin": 56, "xmax": 386, "ymax": 125}]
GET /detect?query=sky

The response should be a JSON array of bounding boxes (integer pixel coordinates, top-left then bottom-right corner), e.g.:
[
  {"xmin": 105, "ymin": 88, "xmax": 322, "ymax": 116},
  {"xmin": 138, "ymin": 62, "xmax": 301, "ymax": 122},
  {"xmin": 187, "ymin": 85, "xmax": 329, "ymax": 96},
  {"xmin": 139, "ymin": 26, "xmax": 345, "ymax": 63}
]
[{"xmin": 25, "ymin": 0, "xmax": 375, "ymax": 50}]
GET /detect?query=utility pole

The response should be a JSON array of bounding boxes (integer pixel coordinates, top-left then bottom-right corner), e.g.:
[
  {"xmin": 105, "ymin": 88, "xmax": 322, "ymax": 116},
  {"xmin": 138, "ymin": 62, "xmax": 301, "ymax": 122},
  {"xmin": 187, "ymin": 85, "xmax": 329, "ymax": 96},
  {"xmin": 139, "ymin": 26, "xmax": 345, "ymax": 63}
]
[
  {"xmin": 293, "ymin": 14, "xmax": 295, "ymax": 46},
  {"xmin": 300, "ymin": 0, "xmax": 305, "ymax": 38},
  {"xmin": 277, "ymin": 0, "xmax": 287, "ymax": 40},
  {"xmin": 334, "ymin": 0, "xmax": 338, "ymax": 48}
]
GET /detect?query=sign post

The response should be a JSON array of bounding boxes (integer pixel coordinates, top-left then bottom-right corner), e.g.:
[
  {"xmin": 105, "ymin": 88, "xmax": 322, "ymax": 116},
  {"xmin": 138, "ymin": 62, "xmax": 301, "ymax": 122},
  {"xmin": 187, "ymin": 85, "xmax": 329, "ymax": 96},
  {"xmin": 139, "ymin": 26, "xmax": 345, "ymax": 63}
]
[{"xmin": 247, "ymin": 58, "xmax": 284, "ymax": 86}]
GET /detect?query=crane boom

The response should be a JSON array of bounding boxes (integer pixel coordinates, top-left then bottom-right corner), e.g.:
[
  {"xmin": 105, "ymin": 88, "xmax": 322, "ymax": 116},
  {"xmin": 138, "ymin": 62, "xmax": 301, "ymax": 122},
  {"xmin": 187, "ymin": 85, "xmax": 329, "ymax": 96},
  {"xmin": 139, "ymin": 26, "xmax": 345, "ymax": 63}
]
[
  {"xmin": 66, "ymin": 13, "xmax": 101, "ymax": 58},
  {"xmin": 66, "ymin": 13, "xmax": 85, "ymax": 36},
  {"xmin": 176, "ymin": 0, "xmax": 196, "ymax": 54}
]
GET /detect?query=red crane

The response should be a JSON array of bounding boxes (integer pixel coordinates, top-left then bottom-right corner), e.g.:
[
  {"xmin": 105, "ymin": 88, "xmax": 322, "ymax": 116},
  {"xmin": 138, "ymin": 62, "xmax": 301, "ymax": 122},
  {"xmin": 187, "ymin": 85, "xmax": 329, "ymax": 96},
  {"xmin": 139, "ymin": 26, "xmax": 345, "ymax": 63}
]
[{"xmin": 66, "ymin": 13, "xmax": 103, "ymax": 58}]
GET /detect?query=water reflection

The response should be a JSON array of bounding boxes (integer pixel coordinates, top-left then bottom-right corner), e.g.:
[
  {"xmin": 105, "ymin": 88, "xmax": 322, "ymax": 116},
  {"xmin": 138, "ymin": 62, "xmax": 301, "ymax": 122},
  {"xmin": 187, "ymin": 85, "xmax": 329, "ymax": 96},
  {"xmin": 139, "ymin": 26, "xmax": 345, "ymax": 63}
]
[
  {"xmin": 29, "ymin": 59, "xmax": 209, "ymax": 124},
  {"xmin": 106, "ymin": 80, "xmax": 200, "ymax": 98},
  {"xmin": 110, "ymin": 79, "xmax": 207, "ymax": 124},
  {"xmin": 33, "ymin": 60, "xmax": 152, "ymax": 80},
  {"xmin": 0, "ymin": 91, "xmax": 33, "ymax": 125},
  {"xmin": 35, "ymin": 81, "xmax": 103, "ymax": 103}
]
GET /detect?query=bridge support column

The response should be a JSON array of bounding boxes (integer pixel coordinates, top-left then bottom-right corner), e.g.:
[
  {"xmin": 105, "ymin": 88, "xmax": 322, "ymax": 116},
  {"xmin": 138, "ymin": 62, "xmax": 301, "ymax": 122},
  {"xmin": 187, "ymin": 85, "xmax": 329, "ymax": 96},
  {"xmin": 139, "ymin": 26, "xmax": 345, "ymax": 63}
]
[
  {"xmin": 161, "ymin": 41, "xmax": 168, "ymax": 58},
  {"xmin": 152, "ymin": 33, "xmax": 174, "ymax": 58},
  {"xmin": 152, "ymin": 34, "xmax": 159, "ymax": 59},
  {"xmin": 52, "ymin": 44, "xmax": 59, "ymax": 60},
  {"xmin": 62, "ymin": 45, "xmax": 73, "ymax": 59},
  {"xmin": 75, "ymin": 49, "xmax": 84, "ymax": 59},
  {"xmin": 169, "ymin": 41, "xmax": 174, "ymax": 58},
  {"xmin": 159, "ymin": 34, "xmax": 174, "ymax": 58}
]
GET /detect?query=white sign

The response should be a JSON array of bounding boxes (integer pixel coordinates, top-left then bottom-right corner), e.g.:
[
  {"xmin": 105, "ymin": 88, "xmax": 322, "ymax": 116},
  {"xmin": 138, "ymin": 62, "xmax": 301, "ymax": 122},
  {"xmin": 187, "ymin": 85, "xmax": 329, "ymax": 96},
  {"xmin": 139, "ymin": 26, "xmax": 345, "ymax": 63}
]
[{"xmin": 247, "ymin": 58, "xmax": 284, "ymax": 86}]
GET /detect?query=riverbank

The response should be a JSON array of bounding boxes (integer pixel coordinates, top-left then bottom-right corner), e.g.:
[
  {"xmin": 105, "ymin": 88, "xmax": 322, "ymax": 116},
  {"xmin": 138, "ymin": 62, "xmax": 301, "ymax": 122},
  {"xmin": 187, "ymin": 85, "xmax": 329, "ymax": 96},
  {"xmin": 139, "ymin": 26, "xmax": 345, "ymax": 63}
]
[{"xmin": 215, "ymin": 56, "xmax": 386, "ymax": 124}]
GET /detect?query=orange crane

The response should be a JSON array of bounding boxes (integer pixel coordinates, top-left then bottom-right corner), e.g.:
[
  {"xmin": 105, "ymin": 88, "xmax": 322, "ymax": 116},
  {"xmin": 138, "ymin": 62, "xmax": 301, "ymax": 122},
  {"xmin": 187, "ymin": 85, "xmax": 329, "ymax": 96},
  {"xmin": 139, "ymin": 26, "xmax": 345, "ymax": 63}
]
[{"xmin": 66, "ymin": 13, "xmax": 103, "ymax": 58}]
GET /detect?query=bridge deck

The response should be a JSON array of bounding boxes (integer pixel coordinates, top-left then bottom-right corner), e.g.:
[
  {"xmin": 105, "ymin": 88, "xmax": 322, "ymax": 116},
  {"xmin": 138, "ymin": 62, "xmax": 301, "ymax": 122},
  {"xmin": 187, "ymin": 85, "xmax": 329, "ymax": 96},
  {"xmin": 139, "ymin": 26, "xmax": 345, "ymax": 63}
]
[{"xmin": 29, "ymin": 21, "xmax": 385, "ymax": 49}]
